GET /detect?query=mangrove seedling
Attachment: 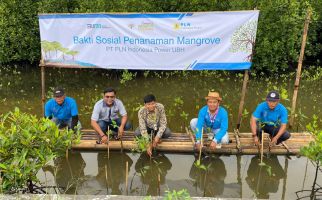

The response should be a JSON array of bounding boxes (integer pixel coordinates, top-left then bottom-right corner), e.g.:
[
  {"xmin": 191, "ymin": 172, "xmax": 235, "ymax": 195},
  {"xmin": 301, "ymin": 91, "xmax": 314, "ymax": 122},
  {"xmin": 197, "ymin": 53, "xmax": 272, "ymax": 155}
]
[
  {"xmin": 164, "ymin": 189, "xmax": 191, "ymax": 200},
  {"xmin": 0, "ymin": 108, "xmax": 81, "ymax": 194}
]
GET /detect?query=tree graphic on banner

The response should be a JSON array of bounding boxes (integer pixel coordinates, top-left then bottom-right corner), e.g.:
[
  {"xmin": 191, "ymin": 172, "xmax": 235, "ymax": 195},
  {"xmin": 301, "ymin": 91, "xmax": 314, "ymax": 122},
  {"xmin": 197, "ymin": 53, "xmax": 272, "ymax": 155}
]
[
  {"xmin": 41, "ymin": 40, "xmax": 79, "ymax": 61},
  {"xmin": 229, "ymin": 20, "xmax": 258, "ymax": 62}
]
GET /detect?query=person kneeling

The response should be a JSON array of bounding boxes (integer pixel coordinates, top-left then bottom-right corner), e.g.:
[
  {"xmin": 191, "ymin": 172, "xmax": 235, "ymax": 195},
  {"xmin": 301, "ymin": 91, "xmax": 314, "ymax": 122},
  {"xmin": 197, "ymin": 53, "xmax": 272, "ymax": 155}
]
[
  {"xmin": 134, "ymin": 94, "xmax": 171, "ymax": 156},
  {"xmin": 190, "ymin": 91, "xmax": 229, "ymax": 151}
]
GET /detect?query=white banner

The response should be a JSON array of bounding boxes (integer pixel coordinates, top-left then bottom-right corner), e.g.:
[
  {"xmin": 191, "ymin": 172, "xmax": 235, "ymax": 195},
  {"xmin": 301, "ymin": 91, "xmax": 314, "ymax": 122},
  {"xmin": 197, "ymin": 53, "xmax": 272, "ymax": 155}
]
[{"xmin": 39, "ymin": 11, "xmax": 259, "ymax": 70}]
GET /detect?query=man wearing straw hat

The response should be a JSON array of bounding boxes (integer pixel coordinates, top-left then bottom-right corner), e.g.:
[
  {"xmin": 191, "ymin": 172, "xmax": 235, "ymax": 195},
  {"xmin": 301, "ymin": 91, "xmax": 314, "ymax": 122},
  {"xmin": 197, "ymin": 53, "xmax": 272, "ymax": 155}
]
[
  {"xmin": 250, "ymin": 91, "xmax": 291, "ymax": 146},
  {"xmin": 190, "ymin": 91, "xmax": 229, "ymax": 151}
]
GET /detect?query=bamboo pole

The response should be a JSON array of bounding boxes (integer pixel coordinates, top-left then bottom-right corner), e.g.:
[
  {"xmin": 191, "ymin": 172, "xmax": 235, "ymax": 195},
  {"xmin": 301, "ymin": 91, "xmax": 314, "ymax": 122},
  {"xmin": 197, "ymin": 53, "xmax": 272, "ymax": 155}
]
[
  {"xmin": 198, "ymin": 128, "xmax": 204, "ymax": 162},
  {"xmin": 105, "ymin": 165, "xmax": 109, "ymax": 193},
  {"xmin": 234, "ymin": 129, "xmax": 241, "ymax": 152},
  {"xmin": 185, "ymin": 127, "xmax": 195, "ymax": 144},
  {"xmin": 125, "ymin": 161, "xmax": 128, "ymax": 195},
  {"xmin": 107, "ymin": 126, "xmax": 110, "ymax": 159},
  {"xmin": 290, "ymin": 9, "xmax": 311, "ymax": 127},
  {"xmin": 81, "ymin": 129, "xmax": 311, "ymax": 137},
  {"xmin": 236, "ymin": 70, "xmax": 249, "ymax": 130}
]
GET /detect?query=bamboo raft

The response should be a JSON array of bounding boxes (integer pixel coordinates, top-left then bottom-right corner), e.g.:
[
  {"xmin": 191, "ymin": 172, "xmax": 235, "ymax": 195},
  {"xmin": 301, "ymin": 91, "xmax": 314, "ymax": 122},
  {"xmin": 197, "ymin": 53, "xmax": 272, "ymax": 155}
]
[{"xmin": 72, "ymin": 129, "xmax": 314, "ymax": 155}]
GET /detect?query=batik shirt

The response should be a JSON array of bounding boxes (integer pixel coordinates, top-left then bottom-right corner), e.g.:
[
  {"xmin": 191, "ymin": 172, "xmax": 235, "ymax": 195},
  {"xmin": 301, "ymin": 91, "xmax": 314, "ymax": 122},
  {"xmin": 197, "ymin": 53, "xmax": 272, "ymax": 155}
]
[{"xmin": 138, "ymin": 103, "xmax": 167, "ymax": 138}]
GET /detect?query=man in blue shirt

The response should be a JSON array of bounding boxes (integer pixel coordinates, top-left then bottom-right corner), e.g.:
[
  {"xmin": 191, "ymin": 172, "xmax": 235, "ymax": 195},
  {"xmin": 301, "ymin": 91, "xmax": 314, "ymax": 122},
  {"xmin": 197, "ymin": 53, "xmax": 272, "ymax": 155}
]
[
  {"xmin": 45, "ymin": 87, "xmax": 80, "ymax": 130},
  {"xmin": 250, "ymin": 91, "xmax": 291, "ymax": 146},
  {"xmin": 190, "ymin": 91, "xmax": 229, "ymax": 151}
]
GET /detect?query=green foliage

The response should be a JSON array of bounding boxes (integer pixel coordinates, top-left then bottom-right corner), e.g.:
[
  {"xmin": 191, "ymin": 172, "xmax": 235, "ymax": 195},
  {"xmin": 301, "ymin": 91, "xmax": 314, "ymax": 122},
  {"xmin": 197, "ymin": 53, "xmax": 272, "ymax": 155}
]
[
  {"xmin": 0, "ymin": 0, "xmax": 40, "ymax": 63},
  {"xmin": 193, "ymin": 160, "xmax": 208, "ymax": 171},
  {"xmin": 133, "ymin": 136, "xmax": 151, "ymax": 153},
  {"xmin": 300, "ymin": 115, "xmax": 322, "ymax": 164},
  {"xmin": 180, "ymin": 111, "xmax": 189, "ymax": 121},
  {"xmin": 0, "ymin": 0, "xmax": 321, "ymax": 73},
  {"xmin": 174, "ymin": 97, "xmax": 184, "ymax": 107},
  {"xmin": 120, "ymin": 70, "xmax": 137, "ymax": 85},
  {"xmin": 164, "ymin": 189, "xmax": 191, "ymax": 200},
  {"xmin": 242, "ymin": 108, "xmax": 249, "ymax": 117},
  {"xmin": 0, "ymin": 108, "xmax": 81, "ymax": 193}
]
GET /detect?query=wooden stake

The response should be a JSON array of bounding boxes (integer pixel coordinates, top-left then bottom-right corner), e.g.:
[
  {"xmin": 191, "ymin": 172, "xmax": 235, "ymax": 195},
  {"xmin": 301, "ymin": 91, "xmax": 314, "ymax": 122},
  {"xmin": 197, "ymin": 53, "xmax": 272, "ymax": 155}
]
[
  {"xmin": 236, "ymin": 70, "xmax": 249, "ymax": 130},
  {"xmin": 198, "ymin": 128, "xmax": 204, "ymax": 162},
  {"xmin": 185, "ymin": 127, "xmax": 195, "ymax": 145},
  {"xmin": 125, "ymin": 161, "xmax": 128, "ymax": 195},
  {"xmin": 107, "ymin": 126, "xmax": 110, "ymax": 159},
  {"xmin": 234, "ymin": 129, "xmax": 241, "ymax": 152},
  {"xmin": 105, "ymin": 164, "xmax": 108, "ymax": 193},
  {"xmin": 290, "ymin": 9, "xmax": 311, "ymax": 127}
]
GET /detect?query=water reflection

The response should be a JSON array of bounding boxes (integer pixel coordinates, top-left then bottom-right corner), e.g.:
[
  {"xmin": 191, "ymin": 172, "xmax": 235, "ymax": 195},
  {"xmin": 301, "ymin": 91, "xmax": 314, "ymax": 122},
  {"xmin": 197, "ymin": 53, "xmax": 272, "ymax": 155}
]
[
  {"xmin": 134, "ymin": 153, "xmax": 172, "ymax": 196},
  {"xmin": 96, "ymin": 152, "xmax": 133, "ymax": 195},
  {"xmin": 246, "ymin": 155, "xmax": 285, "ymax": 199},
  {"xmin": 189, "ymin": 156, "xmax": 226, "ymax": 197},
  {"xmin": 43, "ymin": 151, "xmax": 86, "ymax": 194}
]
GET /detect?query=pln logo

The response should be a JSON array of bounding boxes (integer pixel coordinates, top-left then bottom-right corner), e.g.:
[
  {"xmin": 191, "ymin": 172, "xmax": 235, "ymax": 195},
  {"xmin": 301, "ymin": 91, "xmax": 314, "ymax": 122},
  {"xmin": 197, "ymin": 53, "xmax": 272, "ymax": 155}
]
[
  {"xmin": 173, "ymin": 22, "xmax": 200, "ymax": 30},
  {"xmin": 173, "ymin": 23, "xmax": 181, "ymax": 30},
  {"xmin": 87, "ymin": 24, "xmax": 109, "ymax": 29}
]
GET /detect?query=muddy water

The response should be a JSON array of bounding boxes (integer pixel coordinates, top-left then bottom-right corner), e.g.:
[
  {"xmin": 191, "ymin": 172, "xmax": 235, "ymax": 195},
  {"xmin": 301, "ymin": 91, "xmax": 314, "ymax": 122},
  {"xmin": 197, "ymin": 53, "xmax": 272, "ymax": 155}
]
[{"xmin": 1, "ymin": 66, "xmax": 322, "ymax": 198}]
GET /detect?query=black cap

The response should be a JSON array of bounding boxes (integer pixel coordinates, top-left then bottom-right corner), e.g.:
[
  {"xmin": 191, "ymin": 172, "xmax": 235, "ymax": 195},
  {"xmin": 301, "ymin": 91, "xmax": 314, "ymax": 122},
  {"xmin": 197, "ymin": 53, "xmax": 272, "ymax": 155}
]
[
  {"xmin": 266, "ymin": 91, "xmax": 280, "ymax": 101},
  {"xmin": 53, "ymin": 88, "xmax": 65, "ymax": 97}
]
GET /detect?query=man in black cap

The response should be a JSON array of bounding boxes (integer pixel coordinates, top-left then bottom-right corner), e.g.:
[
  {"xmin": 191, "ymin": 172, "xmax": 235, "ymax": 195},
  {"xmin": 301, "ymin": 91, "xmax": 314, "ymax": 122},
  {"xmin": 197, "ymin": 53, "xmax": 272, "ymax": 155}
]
[
  {"xmin": 250, "ymin": 91, "xmax": 291, "ymax": 146},
  {"xmin": 45, "ymin": 87, "xmax": 80, "ymax": 130}
]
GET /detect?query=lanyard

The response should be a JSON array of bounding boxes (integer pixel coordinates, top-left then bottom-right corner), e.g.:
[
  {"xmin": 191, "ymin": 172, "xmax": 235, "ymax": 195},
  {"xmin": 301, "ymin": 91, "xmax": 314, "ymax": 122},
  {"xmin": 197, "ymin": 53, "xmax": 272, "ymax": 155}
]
[{"xmin": 208, "ymin": 107, "xmax": 219, "ymax": 124}]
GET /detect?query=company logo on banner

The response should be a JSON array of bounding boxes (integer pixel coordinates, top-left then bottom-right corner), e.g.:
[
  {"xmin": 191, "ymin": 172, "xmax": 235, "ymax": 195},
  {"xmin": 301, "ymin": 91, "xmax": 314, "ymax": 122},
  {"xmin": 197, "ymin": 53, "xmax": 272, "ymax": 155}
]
[{"xmin": 38, "ymin": 11, "xmax": 259, "ymax": 70}]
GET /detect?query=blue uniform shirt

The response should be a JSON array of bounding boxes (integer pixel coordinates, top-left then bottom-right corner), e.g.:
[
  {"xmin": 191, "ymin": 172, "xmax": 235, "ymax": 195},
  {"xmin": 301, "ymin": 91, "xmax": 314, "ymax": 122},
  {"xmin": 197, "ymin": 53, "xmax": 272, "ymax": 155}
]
[
  {"xmin": 196, "ymin": 105, "xmax": 228, "ymax": 142},
  {"xmin": 45, "ymin": 97, "xmax": 78, "ymax": 120},
  {"xmin": 252, "ymin": 102, "xmax": 288, "ymax": 126}
]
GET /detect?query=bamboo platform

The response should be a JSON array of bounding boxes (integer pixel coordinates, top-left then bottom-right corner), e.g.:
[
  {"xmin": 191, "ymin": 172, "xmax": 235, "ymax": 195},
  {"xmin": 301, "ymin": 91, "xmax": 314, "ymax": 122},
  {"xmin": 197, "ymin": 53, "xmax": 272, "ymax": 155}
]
[{"xmin": 72, "ymin": 129, "xmax": 314, "ymax": 155}]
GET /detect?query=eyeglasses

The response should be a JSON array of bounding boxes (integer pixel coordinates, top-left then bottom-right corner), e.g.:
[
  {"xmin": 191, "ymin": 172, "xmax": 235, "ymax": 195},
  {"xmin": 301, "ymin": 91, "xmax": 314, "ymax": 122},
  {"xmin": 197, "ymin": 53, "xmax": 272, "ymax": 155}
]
[{"xmin": 105, "ymin": 95, "xmax": 115, "ymax": 99}]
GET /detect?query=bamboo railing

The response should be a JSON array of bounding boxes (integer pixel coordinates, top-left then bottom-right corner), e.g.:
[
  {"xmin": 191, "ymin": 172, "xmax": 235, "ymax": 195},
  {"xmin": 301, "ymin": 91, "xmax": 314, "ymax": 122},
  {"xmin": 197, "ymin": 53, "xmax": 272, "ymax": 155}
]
[{"xmin": 72, "ymin": 130, "xmax": 314, "ymax": 155}]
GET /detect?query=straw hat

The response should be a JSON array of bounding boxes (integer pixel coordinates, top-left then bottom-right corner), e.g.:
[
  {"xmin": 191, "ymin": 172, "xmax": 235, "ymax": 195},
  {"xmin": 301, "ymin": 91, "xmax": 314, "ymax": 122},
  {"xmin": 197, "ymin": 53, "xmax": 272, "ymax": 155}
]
[{"xmin": 205, "ymin": 91, "xmax": 222, "ymax": 101}]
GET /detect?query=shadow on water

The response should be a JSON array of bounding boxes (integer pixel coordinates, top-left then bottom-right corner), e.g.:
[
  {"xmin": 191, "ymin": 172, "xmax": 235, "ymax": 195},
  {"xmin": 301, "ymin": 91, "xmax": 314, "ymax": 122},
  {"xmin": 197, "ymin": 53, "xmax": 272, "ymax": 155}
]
[
  {"xmin": 38, "ymin": 152, "xmax": 321, "ymax": 199},
  {"xmin": 132, "ymin": 153, "xmax": 172, "ymax": 196},
  {"xmin": 245, "ymin": 155, "xmax": 285, "ymax": 199},
  {"xmin": 95, "ymin": 152, "xmax": 133, "ymax": 195},
  {"xmin": 189, "ymin": 155, "xmax": 228, "ymax": 197}
]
